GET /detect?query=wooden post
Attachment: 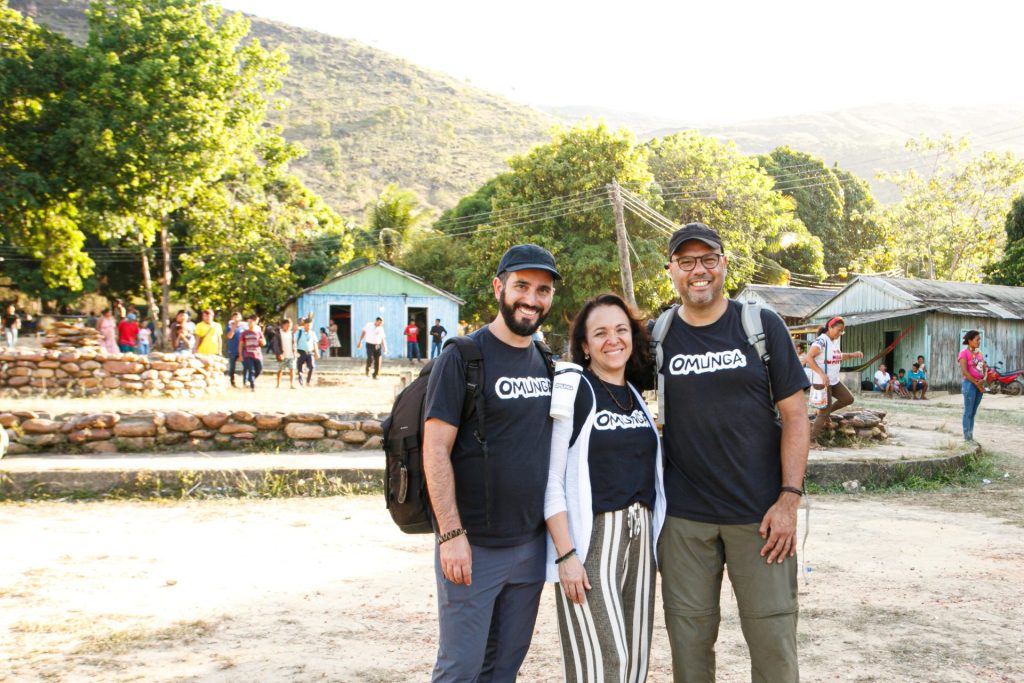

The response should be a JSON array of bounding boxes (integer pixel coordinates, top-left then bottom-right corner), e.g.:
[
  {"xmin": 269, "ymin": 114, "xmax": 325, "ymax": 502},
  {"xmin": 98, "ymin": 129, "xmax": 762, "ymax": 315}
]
[{"xmin": 607, "ymin": 180, "xmax": 638, "ymax": 309}]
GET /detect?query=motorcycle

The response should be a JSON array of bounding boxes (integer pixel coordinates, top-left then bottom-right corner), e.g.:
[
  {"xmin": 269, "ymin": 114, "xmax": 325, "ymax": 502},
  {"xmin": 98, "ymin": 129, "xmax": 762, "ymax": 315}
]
[{"xmin": 984, "ymin": 361, "xmax": 1024, "ymax": 396}]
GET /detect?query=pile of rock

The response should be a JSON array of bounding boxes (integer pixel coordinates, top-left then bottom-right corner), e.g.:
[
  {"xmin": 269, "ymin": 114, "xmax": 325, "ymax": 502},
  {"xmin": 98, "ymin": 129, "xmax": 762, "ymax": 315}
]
[
  {"xmin": 0, "ymin": 410, "xmax": 383, "ymax": 455},
  {"xmin": 0, "ymin": 348, "xmax": 228, "ymax": 398},
  {"xmin": 41, "ymin": 321, "xmax": 103, "ymax": 349},
  {"xmin": 821, "ymin": 408, "xmax": 889, "ymax": 441}
]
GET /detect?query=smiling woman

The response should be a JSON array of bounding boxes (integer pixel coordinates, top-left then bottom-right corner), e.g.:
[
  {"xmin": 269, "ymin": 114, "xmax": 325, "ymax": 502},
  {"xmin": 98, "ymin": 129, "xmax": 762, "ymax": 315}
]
[{"xmin": 543, "ymin": 292, "xmax": 664, "ymax": 682}]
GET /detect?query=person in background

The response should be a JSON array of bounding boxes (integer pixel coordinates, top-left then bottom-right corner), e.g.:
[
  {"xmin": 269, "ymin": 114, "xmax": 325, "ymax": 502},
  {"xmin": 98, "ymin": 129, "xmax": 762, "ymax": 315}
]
[
  {"xmin": 796, "ymin": 340, "xmax": 813, "ymax": 386},
  {"xmin": 873, "ymin": 363, "xmax": 894, "ymax": 397},
  {"xmin": 356, "ymin": 317, "xmax": 387, "ymax": 379},
  {"xmin": 457, "ymin": 319, "xmax": 468, "ymax": 336},
  {"xmin": 295, "ymin": 317, "xmax": 317, "ymax": 386},
  {"xmin": 238, "ymin": 314, "xmax": 265, "ymax": 391},
  {"xmin": 194, "ymin": 309, "xmax": 223, "ymax": 356},
  {"xmin": 958, "ymin": 330, "xmax": 986, "ymax": 443},
  {"xmin": 96, "ymin": 308, "xmax": 118, "ymax": 354},
  {"xmin": 2, "ymin": 303, "xmax": 21, "ymax": 349},
  {"xmin": 544, "ymin": 293, "xmax": 664, "ymax": 682},
  {"xmin": 429, "ymin": 318, "xmax": 448, "ymax": 359},
  {"xmin": 909, "ymin": 357, "xmax": 929, "ymax": 399},
  {"xmin": 170, "ymin": 311, "xmax": 194, "ymax": 355},
  {"xmin": 807, "ymin": 317, "xmax": 864, "ymax": 447},
  {"xmin": 224, "ymin": 312, "xmax": 244, "ymax": 387},
  {"xmin": 318, "ymin": 327, "xmax": 330, "ymax": 360},
  {"xmin": 404, "ymin": 318, "xmax": 422, "ymax": 363},
  {"xmin": 273, "ymin": 318, "xmax": 297, "ymax": 389},
  {"xmin": 117, "ymin": 313, "xmax": 140, "ymax": 353},
  {"xmin": 112, "ymin": 298, "xmax": 127, "ymax": 320},
  {"xmin": 894, "ymin": 369, "xmax": 911, "ymax": 398},
  {"xmin": 136, "ymin": 320, "xmax": 152, "ymax": 356},
  {"xmin": 328, "ymin": 320, "xmax": 341, "ymax": 357}
]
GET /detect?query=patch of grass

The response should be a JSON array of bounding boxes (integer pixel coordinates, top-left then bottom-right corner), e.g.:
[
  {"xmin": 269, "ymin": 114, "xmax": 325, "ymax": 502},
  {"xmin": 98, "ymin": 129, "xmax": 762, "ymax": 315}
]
[
  {"xmin": 75, "ymin": 619, "xmax": 218, "ymax": 656},
  {"xmin": 807, "ymin": 452, "xmax": 996, "ymax": 495},
  {"xmin": 0, "ymin": 469, "xmax": 384, "ymax": 502}
]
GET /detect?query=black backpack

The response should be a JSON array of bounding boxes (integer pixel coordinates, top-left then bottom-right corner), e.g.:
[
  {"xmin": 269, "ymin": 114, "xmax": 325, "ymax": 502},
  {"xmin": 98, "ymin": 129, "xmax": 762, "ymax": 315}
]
[{"xmin": 382, "ymin": 335, "xmax": 553, "ymax": 534}]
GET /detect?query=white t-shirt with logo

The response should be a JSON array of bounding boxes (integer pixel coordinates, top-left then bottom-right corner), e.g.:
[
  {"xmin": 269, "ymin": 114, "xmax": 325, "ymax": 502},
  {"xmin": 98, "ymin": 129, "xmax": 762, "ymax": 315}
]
[{"xmin": 813, "ymin": 333, "xmax": 843, "ymax": 386}]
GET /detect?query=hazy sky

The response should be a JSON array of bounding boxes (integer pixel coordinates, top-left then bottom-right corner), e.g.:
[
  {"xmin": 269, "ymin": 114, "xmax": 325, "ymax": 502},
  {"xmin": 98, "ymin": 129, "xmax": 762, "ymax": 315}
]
[{"xmin": 220, "ymin": 0, "xmax": 1022, "ymax": 125}]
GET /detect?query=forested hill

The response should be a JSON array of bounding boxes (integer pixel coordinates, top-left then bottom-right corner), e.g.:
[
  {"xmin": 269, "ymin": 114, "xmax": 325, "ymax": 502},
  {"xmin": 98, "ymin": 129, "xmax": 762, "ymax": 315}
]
[{"xmin": 10, "ymin": 0, "xmax": 558, "ymax": 216}]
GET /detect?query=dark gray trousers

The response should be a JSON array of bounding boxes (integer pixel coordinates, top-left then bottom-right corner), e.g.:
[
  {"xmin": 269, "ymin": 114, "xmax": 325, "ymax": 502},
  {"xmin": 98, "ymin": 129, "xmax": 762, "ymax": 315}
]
[{"xmin": 432, "ymin": 534, "xmax": 546, "ymax": 683}]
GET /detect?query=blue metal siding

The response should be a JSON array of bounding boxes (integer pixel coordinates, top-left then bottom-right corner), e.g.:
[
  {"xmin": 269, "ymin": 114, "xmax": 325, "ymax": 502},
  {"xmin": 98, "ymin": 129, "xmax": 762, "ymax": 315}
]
[{"xmin": 297, "ymin": 293, "xmax": 459, "ymax": 359}]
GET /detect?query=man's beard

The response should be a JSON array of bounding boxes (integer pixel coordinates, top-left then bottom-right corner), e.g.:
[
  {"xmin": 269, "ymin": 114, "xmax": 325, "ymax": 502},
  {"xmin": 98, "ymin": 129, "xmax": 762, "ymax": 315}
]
[{"xmin": 499, "ymin": 289, "xmax": 549, "ymax": 337}]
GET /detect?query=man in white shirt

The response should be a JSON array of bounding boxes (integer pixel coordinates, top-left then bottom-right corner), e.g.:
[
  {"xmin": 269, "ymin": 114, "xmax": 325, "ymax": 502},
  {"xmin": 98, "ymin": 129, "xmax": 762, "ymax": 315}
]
[
  {"xmin": 873, "ymin": 364, "xmax": 894, "ymax": 397},
  {"xmin": 356, "ymin": 317, "xmax": 387, "ymax": 379}
]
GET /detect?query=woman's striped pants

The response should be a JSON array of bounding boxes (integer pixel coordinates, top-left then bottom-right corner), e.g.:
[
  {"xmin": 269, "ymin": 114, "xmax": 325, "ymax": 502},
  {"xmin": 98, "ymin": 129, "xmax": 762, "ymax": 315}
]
[{"xmin": 555, "ymin": 502, "xmax": 656, "ymax": 683}]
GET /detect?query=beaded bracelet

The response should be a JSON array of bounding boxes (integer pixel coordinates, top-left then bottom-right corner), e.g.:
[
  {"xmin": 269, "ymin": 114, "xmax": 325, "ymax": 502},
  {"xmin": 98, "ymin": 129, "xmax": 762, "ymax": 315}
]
[
  {"xmin": 555, "ymin": 548, "xmax": 577, "ymax": 565},
  {"xmin": 437, "ymin": 528, "xmax": 466, "ymax": 545}
]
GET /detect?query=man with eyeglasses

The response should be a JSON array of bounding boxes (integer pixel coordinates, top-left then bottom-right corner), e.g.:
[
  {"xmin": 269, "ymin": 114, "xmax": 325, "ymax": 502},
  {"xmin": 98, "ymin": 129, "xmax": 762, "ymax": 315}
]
[{"xmin": 656, "ymin": 223, "xmax": 809, "ymax": 683}]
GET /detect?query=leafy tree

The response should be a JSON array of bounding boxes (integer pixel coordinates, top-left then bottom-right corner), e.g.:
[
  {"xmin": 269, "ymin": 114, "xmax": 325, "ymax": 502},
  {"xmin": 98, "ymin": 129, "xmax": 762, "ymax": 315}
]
[
  {"xmin": 73, "ymin": 0, "xmax": 290, "ymax": 340},
  {"xmin": 831, "ymin": 167, "xmax": 892, "ymax": 273},
  {"xmin": 434, "ymin": 177, "xmax": 499, "ymax": 234},
  {"xmin": 879, "ymin": 135, "xmax": 1024, "ymax": 281},
  {"xmin": 359, "ymin": 183, "xmax": 429, "ymax": 262},
  {"xmin": 758, "ymin": 147, "xmax": 846, "ymax": 274},
  {"xmin": 462, "ymin": 124, "xmax": 660, "ymax": 327},
  {"xmin": 646, "ymin": 132, "xmax": 823, "ymax": 286},
  {"xmin": 0, "ymin": 3, "xmax": 92, "ymax": 288},
  {"xmin": 986, "ymin": 195, "xmax": 1024, "ymax": 285}
]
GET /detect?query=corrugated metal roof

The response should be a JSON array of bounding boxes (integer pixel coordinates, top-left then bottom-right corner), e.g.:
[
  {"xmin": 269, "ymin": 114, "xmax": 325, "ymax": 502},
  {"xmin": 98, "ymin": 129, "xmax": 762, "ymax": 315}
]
[
  {"xmin": 734, "ymin": 285, "xmax": 837, "ymax": 318},
  {"xmin": 807, "ymin": 276, "xmax": 1024, "ymax": 321},
  {"xmin": 860, "ymin": 276, "xmax": 1024, "ymax": 318},
  {"xmin": 832, "ymin": 307, "xmax": 938, "ymax": 326}
]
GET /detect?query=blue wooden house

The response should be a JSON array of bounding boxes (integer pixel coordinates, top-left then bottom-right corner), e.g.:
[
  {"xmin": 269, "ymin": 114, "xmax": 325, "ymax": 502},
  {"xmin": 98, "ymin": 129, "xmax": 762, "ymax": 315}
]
[{"xmin": 280, "ymin": 262, "xmax": 464, "ymax": 359}]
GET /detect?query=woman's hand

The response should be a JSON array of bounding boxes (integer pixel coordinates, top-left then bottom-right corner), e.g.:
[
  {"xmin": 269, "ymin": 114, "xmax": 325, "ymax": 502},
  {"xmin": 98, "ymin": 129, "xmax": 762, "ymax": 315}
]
[{"xmin": 558, "ymin": 555, "xmax": 591, "ymax": 605}]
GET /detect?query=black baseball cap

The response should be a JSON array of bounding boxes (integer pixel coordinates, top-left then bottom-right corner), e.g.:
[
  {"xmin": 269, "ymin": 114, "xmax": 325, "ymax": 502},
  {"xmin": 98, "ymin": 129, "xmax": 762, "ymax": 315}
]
[
  {"xmin": 668, "ymin": 223, "xmax": 724, "ymax": 258},
  {"xmin": 496, "ymin": 244, "xmax": 561, "ymax": 280}
]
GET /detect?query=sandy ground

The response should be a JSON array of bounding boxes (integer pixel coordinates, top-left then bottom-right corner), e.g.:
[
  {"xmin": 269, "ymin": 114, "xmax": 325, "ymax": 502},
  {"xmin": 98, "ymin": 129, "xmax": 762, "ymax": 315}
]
[{"xmin": 2, "ymin": 383, "xmax": 1023, "ymax": 681}]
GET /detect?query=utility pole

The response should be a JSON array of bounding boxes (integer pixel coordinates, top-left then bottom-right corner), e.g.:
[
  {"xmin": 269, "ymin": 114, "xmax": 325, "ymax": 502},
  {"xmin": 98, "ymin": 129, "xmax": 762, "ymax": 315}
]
[{"xmin": 607, "ymin": 180, "xmax": 637, "ymax": 309}]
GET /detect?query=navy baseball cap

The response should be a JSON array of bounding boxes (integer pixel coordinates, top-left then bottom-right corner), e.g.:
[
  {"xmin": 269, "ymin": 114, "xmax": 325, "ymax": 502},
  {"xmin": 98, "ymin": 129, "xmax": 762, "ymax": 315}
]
[
  {"xmin": 496, "ymin": 244, "xmax": 561, "ymax": 280},
  {"xmin": 668, "ymin": 223, "xmax": 724, "ymax": 257}
]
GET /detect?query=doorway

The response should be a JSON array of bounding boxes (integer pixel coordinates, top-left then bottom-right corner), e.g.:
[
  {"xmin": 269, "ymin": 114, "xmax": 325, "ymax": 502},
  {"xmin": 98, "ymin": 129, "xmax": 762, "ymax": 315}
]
[
  {"xmin": 406, "ymin": 306, "xmax": 428, "ymax": 359},
  {"xmin": 329, "ymin": 305, "xmax": 351, "ymax": 357},
  {"xmin": 884, "ymin": 330, "xmax": 897, "ymax": 375}
]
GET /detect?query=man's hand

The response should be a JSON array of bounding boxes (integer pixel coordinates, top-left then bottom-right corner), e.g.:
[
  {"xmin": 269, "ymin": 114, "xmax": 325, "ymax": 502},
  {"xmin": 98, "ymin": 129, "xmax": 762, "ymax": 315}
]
[
  {"xmin": 440, "ymin": 534, "xmax": 472, "ymax": 585},
  {"xmin": 758, "ymin": 494, "xmax": 800, "ymax": 564},
  {"xmin": 558, "ymin": 555, "xmax": 591, "ymax": 605}
]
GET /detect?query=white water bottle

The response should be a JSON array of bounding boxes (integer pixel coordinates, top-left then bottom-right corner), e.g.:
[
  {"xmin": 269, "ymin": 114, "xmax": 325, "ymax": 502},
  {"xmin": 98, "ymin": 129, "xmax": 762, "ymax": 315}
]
[{"xmin": 550, "ymin": 361, "xmax": 583, "ymax": 420}]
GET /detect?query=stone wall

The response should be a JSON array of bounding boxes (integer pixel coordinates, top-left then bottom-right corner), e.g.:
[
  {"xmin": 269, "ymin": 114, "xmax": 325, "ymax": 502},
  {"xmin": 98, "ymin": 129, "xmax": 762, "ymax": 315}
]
[
  {"xmin": 0, "ymin": 410, "xmax": 383, "ymax": 455},
  {"xmin": 0, "ymin": 348, "xmax": 227, "ymax": 398}
]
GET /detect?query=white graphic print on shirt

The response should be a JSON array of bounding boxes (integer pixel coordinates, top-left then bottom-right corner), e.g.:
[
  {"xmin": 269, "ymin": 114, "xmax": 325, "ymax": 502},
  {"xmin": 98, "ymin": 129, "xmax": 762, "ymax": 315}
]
[
  {"xmin": 494, "ymin": 376, "xmax": 552, "ymax": 399},
  {"xmin": 594, "ymin": 408, "xmax": 651, "ymax": 430},
  {"xmin": 668, "ymin": 348, "xmax": 747, "ymax": 375}
]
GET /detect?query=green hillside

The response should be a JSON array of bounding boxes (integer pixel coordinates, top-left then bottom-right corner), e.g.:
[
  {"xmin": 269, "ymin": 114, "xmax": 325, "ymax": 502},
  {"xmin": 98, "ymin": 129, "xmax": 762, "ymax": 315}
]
[{"xmin": 10, "ymin": 0, "xmax": 558, "ymax": 216}]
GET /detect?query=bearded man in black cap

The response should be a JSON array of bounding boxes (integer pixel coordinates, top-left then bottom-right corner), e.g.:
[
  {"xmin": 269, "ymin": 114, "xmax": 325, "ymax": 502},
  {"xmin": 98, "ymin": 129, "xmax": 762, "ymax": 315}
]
[
  {"xmin": 423, "ymin": 243, "xmax": 559, "ymax": 682},
  {"xmin": 656, "ymin": 223, "xmax": 809, "ymax": 683}
]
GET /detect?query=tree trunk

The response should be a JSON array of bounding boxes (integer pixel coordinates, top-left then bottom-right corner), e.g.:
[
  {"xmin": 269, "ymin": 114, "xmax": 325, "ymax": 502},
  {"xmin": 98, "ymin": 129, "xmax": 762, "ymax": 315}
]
[
  {"xmin": 160, "ymin": 217, "xmax": 172, "ymax": 351},
  {"xmin": 138, "ymin": 233, "xmax": 159, "ymax": 340}
]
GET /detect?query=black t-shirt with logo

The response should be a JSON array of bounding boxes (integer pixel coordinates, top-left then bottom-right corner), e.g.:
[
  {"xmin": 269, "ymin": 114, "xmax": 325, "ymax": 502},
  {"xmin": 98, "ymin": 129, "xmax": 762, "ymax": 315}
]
[
  {"xmin": 570, "ymin": 371, "xmax": 657, "ymax": 515},
  {"xmin": 424, "ymin": 326, "xmax": 553, "ymax": 547},
  {"xmin": 660, "ymin": 301, "xmax": 808, "ymax": 524}
]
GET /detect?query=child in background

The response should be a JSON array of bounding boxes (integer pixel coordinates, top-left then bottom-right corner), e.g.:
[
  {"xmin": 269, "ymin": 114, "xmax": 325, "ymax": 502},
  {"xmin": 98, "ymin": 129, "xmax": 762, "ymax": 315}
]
[
  {"xmin": 895, "ymin": 369, "xmax": 911, "ymax": 398},
  {"xmin": 318, "ymin": 327, "xmax": 330, "ymax": 360},
  {"xmin": 136, "ymin": 322, "xmax": 152, "ymax": 355}
]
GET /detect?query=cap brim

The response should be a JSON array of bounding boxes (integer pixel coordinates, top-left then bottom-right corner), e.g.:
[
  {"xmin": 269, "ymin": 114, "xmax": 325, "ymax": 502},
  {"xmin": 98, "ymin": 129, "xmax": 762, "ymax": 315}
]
[
  {"xmin": 669, "ymin": 236, "xmax": 722, "ymax": 256},
  {"xmin": 501, "ymin": 264, "xmax": 562, "ymax": 280}
]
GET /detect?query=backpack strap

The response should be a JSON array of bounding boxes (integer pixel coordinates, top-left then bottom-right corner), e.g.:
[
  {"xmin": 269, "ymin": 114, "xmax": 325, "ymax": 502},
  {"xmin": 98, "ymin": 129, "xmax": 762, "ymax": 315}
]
[
  {"xmin": 651, "ymin": 305, "xmax": 679, "ymax": 428},
  {"xmin": 533, "ymin": 339, "xmax": 555, "ymax": 378},
  {"xmin": 740, "ymin": 302, "xmax": 781, "ymax": 422}
]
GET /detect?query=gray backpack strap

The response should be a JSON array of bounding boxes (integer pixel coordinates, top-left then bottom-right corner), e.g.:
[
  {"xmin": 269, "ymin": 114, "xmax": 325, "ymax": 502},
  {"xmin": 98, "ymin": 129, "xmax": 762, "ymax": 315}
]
[
  {"xmin": 740, "ymin": 302, "xmax": 780, "ymax": 418},
  {"xmin": 651, "ymin": 304, "xmax": 679, "ymax": 427}
]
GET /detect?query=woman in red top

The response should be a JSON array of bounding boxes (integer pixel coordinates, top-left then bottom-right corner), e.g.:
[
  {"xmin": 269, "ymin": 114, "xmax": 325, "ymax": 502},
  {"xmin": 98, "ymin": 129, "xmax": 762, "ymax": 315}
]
[{"xmin": 117, "ymin": 313, "xmax": 140, "ymax": 353}]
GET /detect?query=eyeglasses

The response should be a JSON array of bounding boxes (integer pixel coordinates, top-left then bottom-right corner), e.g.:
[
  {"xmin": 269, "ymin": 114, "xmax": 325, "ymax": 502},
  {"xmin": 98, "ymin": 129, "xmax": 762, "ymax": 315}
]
[{"xmin": 668, "ymin": 253, "xmax": 724, "ymax": 271}]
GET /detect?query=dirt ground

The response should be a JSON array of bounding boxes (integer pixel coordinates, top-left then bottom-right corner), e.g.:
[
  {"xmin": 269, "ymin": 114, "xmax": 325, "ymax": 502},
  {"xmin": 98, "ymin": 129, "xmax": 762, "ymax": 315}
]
[{"xmin": 2, "ymin": 383, "xmax": 1023, "ymax": 681}]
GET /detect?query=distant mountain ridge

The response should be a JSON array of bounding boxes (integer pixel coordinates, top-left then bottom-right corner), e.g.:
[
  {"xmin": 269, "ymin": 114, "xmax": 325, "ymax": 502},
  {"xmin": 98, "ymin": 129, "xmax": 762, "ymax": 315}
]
[
  {"xmin": 10, "ymin": 0, "xmax": 558, "ymax": 216},
  {"xmin": 11, "ymin": 1, "xmax": 1024, "ymax": 210}
]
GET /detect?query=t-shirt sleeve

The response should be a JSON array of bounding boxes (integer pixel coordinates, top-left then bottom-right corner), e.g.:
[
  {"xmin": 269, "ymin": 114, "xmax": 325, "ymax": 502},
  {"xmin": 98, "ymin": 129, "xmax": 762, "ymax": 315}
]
[
  {"xmin": 762, "ymin": 308, "xmax": 810, "ymax": 401},
  {"xmin": 424, "ymin": 344, "xmax": 468, "ymax": 428}
]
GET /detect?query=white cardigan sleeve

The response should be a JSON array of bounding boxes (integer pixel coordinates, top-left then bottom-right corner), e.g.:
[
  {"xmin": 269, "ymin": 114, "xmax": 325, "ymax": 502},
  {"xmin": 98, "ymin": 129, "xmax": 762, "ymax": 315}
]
[{"xmin": 544, "ymin": 413, "xmax": 573, "ymax": 521}]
